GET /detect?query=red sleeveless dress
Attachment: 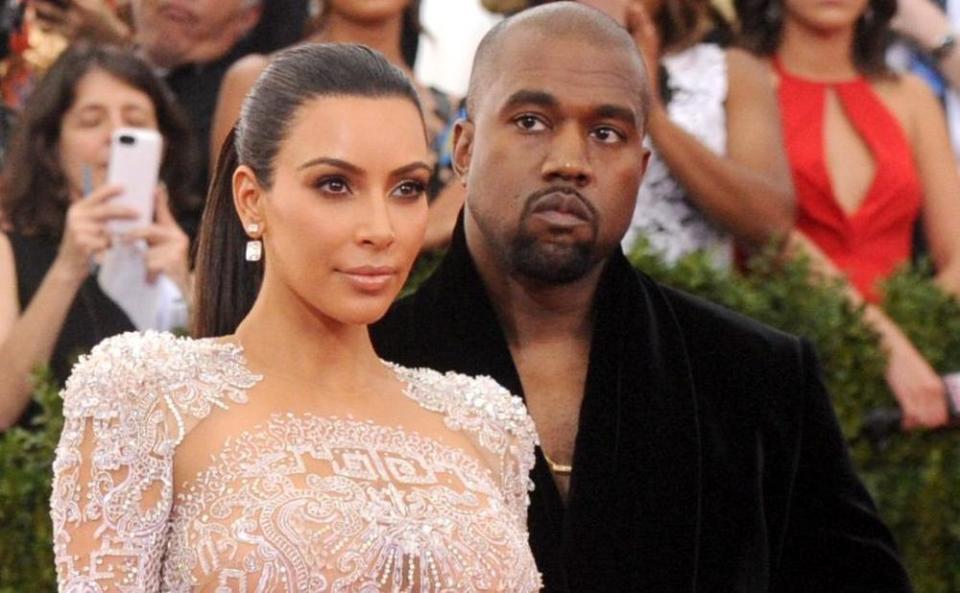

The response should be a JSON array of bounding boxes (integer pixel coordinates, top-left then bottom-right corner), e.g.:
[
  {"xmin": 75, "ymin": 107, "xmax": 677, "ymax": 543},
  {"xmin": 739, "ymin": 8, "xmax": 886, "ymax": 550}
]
[{"xmin": 775, "ymin": 59, "xmax": 922, "ymax": 302}]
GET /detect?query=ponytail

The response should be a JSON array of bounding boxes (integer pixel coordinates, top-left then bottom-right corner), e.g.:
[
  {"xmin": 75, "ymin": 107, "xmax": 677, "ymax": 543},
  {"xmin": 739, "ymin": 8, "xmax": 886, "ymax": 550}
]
[{"xmin": 192, "ymin": 127, "xmax": 263, "ymax": 338}]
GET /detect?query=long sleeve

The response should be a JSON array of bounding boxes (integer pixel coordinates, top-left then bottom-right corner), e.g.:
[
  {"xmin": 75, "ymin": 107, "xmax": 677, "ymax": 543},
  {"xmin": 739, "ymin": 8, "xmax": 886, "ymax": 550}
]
[
  {"xmin": 50, "ymin": 333, "xmax": 177, "ymax": 593},
  {"xmin": 773, "ymin": 339, "xmax": 912, "ymax": 593}
]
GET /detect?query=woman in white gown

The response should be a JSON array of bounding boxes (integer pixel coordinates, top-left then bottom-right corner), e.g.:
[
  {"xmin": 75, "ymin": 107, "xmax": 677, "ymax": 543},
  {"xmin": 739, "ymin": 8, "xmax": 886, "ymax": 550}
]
[{"xmin": 49, "ymin": 43, "xmax": 542, "ymax": 593}]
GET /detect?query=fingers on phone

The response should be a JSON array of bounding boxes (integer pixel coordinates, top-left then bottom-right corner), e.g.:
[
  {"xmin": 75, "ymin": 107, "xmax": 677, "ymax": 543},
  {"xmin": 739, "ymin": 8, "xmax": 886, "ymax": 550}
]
[
  {"xmin": 89, "ymin": 204, "xmax": 139, "ymax": 222},
  {"xmin": 85, "ymin": 183, "xmax": 125, "ymax": 203}
]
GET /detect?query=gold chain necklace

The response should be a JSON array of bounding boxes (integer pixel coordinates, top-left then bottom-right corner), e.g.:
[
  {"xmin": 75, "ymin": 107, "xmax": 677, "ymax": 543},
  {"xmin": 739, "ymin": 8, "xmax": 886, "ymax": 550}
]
[{"xmin": 542, "ymin": 450, "xmax": 573, "ymax": 476}]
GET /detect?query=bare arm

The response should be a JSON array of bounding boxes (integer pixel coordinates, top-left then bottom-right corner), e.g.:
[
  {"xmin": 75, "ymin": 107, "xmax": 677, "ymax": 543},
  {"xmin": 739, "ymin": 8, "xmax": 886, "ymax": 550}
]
[
  {"xmin": 646, "ymin": 48, "xmax": 795, "ymax": 247},
  {"xmin": 899, "ymin": 75, "xmax": 960, "ymax": 296},
  {"xmin": 0, "ymin": 234, "xmax": 85, "ymax": 430},
  {"xmin": 0, "ymin": 185, "xmax": 137, "ymax": 430},
  {"xmin": 785, "ymin": 230, "xmax": 948, "ymax": 428},
  {"xmin": 891, "ymin": 0, "xmax": 960, "ymax": 92},
  {"xmin": 209, "ymin": 55, "xmax": 269, "ymax": 172}
]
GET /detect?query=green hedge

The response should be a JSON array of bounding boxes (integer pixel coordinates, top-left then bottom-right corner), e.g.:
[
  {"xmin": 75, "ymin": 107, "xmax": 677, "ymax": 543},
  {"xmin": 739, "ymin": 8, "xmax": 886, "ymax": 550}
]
[{"xmin": 3, "ymin": 245, "xmax": 960, "ymax": 591}]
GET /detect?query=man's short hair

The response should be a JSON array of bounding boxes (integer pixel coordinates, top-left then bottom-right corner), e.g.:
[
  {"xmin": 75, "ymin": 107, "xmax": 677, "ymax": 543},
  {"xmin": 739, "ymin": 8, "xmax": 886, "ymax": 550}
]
[{"xmin": 465, "ymin": 2, "xmax": 651, "ymax": 121}]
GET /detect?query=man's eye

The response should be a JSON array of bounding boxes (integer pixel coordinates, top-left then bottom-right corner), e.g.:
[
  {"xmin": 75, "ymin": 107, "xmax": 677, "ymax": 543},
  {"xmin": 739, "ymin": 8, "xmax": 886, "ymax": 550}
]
[
  {"xmin": 591, "ymin": 126, "xmax": 625, "ymax": 144},
  {"xmin": 514, "ymin": 115, "xmax": 547, "ymax": 132}
]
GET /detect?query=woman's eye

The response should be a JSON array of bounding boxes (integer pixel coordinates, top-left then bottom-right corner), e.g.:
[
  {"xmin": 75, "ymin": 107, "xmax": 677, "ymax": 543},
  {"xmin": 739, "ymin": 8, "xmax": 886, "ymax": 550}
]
[
  {"xmin": 392, "ymin": 180, "xmax": 427, "ymax": 199},
  {"xmin": 77, "ymin": 115, "xmax": 104, "ymax": 128},
  {"xmin": 514, "ymin": 114, "xmax": 547, "ymax": 132},
  {"xmin": 316, "ymin": 176, "xmax": 350, "ymax": 195},
  {"xmin": 591, "ymin": 126, "xmax": 625, "ymax": 144}
]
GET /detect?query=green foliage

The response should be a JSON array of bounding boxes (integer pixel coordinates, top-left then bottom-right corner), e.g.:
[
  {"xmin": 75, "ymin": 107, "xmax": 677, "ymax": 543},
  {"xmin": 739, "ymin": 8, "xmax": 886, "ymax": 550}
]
[
  {"xmin": 0, "ymin": 368, "xmax": 61, "ymax": 592},
  {"xmin": 4, "ymin": 245, "xmax": 960, "ymax": 590}
]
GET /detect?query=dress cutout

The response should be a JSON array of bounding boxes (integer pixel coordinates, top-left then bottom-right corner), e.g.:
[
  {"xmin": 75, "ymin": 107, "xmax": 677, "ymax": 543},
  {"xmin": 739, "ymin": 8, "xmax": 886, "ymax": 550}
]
[
  {"xmin": 623, "ymin": 43, "xmax": 732, "ymax": 268},
  {"xmin": 775, "ymin": 58, "xmax": 922, "ymax": 302},
  {"xmin": 50, "ymin": 331, "xmax": 541, "ymax": 592}
]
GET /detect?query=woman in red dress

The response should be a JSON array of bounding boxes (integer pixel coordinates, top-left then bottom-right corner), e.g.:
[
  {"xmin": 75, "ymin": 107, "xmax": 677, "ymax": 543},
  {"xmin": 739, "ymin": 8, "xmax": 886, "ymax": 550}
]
[{"xmin": 739, "ymin": 0, "xmax": 960, "ymax": 428}]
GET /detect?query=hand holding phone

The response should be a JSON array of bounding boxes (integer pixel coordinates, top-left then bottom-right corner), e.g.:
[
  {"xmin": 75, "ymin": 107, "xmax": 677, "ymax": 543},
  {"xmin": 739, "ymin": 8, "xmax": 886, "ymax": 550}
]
[{"xmin": 106, "ymin": 127, "xmax": 163, "ymax": 235}]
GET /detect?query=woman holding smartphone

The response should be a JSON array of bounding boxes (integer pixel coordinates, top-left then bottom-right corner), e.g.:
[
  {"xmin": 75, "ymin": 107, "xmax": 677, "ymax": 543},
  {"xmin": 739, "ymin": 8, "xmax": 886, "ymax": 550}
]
[
  {"xmin": 49, "ymin": 43, "xmax": 541, "ymax": 592},
  {"xmin": 0, "ymin": 42, "xmax": 195, "ymax": 430}
]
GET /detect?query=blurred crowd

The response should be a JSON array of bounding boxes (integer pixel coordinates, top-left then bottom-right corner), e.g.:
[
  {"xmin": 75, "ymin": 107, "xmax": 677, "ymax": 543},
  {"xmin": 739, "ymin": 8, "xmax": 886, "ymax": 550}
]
[{"xmin": 1, "ymin": 0, "xmax": 960, "ymax": 432}]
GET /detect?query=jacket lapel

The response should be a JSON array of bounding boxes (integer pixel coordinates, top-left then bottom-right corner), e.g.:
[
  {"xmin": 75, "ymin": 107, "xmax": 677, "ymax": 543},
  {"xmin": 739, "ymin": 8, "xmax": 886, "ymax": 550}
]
[
  {"xmin": 563, "ymin": 253, "xmax": 702, "ymax": 592},
  {"xmin": 411, "ymin": 224, "xmax": 702, "ymax": 592}
]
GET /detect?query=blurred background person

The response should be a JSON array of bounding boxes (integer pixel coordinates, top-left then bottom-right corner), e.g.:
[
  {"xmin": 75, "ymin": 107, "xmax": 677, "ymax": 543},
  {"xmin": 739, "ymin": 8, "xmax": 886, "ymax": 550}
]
[
  {"xmin": 0, "ymin": 42, "xmax": 194, "ymax": 430},
  {"xmin": 738, "ymin": 0, "xmax": 960, "ymax": 428},
  {"xmin": 607, "ymin": 0, "xmax": 794, "ymax": 268},
  {"xmin": 131, "ymin": 0, "xmax": 264, "ymax": 235},
  {"xmin": 211, "ymin": 0, "xmax": 465, "ymax": 252}
]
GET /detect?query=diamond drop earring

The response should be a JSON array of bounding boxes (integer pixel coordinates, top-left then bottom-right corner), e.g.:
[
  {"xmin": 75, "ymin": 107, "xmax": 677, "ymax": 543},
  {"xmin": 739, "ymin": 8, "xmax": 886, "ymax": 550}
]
[{"xmin": 245, "ymin": 223, "xmax": 262, "ymax": 262}]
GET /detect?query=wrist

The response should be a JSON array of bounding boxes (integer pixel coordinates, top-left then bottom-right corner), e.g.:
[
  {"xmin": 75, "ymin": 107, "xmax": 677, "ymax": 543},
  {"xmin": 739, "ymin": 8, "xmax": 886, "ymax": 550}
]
[{"xmin": 48, "ymin": 256, "xmax": 89, "ymax": 289}]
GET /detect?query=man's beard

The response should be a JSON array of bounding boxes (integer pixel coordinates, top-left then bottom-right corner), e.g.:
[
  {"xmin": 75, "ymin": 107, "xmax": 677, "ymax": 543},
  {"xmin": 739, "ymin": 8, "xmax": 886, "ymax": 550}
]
[
  {"xmin": 506, "ymin": 189, "xmax": 601, "ymax": 285},
  {"xmin": 509, "ymin": 232, "xmax": 596, "ymax": 284}
]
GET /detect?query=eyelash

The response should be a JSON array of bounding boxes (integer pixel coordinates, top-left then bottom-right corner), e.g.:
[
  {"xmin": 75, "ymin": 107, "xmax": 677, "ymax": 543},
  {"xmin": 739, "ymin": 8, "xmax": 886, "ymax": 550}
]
[
  {"xmin": 312, "ymin": 176, "xmax": 427, "ymax": 199},
  {"xmin": 314, "ymin": 175, "xmax": 351, "ymax": 195},
  {"xmin": 392, "ymin": 180, "xmax": 427, "ymax": 199},
  {"xmin": 512, "ymin": 114, "xmax": 627, "ymax": 144}
]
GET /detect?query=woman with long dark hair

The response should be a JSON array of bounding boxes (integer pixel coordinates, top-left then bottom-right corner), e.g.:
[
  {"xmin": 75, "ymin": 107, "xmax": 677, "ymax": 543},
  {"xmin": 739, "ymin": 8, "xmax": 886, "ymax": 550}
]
[
  {"xmin": 738, "ymin": 0, "xmax": 960, "ymax": 428},
  {"xmin": 49, "ymin": 43, "xmax": 540, "ymax": 592},
  {"xmin": 0, "ymin": 42, "xmax": 195, "ymax": 430}
]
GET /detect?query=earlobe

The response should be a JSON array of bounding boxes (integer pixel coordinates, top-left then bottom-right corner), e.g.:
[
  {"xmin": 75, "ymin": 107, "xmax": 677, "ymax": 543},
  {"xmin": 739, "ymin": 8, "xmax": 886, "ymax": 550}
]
[
  {"xmin": 232, "ymin": 165, "xmax": 265, "ymax": 233},
  {"xmin": 452, "ymin": 119, "xmax": 475, "ymax": 187}
]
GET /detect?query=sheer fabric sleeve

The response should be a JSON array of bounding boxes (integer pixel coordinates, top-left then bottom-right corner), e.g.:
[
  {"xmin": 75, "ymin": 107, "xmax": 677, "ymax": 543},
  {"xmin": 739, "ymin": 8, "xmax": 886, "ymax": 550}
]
[
  {"xmin": 455, "ymin": 374, "xmax": 539, "ymax": 527},
  {"xmin": 489, "ymin": 379, "xmax": 539, "ymax": 527},
  {"xmin": 50, "ymin": 333, "xmax": 177, "ymax": 593}
]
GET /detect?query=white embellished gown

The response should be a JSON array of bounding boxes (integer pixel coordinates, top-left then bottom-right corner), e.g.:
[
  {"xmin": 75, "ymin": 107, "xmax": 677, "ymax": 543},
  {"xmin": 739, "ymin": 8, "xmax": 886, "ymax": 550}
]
[{"xmin": 50, "ymin": 332, "xmax": 542, "ymax": 592}]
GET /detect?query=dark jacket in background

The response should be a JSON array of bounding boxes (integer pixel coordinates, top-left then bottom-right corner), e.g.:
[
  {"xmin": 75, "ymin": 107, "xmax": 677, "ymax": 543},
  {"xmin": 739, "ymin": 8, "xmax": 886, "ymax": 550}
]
[{"xmin": 371, "ymin": 220, "xmax": 912, "ymax": 593}]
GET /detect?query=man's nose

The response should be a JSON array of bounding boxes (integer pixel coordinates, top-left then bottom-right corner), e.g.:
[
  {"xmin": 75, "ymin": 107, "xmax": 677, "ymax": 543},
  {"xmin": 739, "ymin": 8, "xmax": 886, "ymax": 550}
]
[{"xmin": 542, "ymin": 124, "xmax": 594, "ymax": 186}]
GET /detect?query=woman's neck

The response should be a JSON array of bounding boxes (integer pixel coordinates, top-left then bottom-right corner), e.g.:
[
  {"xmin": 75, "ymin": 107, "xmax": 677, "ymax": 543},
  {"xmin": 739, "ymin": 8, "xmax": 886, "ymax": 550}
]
[
  {"xmin": 777, "ymin": 18, "xmax": 859, "ymax": 80},
  {"xmin": 233, "ymin": 278, "xmax": 385, "ymax": 394},
  {"xmin": 310, "ymin": 13, "xmax": 408, "ymax": 72}
]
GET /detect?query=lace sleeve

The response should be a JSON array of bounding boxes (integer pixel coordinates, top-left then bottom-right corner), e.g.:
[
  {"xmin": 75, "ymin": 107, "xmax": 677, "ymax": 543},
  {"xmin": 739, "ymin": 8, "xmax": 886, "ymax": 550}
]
[
  {"xmin": 50, "ymin": 332, "xmax": 177, "ymax": 593},
  {"xmin": 491, "ymin": 380, "xmax": 539, "ymax": 527}
]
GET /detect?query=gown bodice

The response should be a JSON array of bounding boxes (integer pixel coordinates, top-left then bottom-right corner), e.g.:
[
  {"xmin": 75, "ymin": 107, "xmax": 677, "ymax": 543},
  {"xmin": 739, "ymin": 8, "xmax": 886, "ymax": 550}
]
[{"xmin": 50, "ymin": 331, "xmax": 541, "ymax": 593}]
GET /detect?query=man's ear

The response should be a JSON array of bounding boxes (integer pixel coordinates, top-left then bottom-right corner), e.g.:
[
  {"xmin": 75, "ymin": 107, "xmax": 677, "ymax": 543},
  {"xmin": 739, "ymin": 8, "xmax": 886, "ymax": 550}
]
[
  {"xmin": 452, "ymin": 118, "xmax": 475, "ymax": 188},
  {"xmin": 638, "ymin": 146, "xmax": 651, "ymax": 180},
  {"xmin": 233, "ymin": 165, "xmax": 266, "ymax": 235}
]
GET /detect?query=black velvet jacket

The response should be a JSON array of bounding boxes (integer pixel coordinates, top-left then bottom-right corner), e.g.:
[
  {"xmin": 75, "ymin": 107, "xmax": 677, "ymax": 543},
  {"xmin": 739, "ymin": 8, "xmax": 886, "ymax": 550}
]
[{"xmin": 371, "ymin": 222, "xmax": 912, "ymax": 593}]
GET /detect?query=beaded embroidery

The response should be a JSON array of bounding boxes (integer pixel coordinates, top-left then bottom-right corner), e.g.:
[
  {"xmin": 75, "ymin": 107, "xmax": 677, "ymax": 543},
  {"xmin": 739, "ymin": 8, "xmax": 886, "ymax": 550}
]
[{"xmin": 50, "ymin": 331, "xmax": 541, "ymax": 593}]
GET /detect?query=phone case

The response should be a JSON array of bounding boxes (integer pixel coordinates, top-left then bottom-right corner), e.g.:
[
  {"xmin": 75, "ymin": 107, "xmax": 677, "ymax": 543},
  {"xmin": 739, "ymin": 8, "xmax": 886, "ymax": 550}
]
[{"xmin": 106, "ymin": 127, "xmax": 163, "ymax": 235}]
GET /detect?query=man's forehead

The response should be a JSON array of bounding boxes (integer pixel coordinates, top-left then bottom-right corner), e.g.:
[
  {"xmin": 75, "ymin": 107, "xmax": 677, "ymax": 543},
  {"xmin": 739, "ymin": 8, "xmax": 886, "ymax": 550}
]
[{"xmin": 488, "ymin": 42, "xmax": 645, "ymax": 114}]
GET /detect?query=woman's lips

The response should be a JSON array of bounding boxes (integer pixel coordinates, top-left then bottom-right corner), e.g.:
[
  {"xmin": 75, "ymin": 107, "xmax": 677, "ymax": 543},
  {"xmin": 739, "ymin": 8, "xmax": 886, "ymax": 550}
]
[{"xmin": 338, "ymin": 266, "xmax": 397, "ymax": 292}]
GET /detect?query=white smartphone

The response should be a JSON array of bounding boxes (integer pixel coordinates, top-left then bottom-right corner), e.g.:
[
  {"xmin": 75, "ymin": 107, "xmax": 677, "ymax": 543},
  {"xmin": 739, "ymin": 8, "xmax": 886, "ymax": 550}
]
[{"xmin": 106, "ymin": 127, "xmax": 163, "ymax": 235}]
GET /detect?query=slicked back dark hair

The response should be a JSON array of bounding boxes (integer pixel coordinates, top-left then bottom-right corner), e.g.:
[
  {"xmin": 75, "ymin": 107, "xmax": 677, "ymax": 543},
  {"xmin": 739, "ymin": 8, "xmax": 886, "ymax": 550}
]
[
  {"xmin": 736, "ymin": 0, "xmax": 895, "ymax": 77},
  {"xmin": 193, "ymin": 43, "xmax": 423, "ymax": 338}
]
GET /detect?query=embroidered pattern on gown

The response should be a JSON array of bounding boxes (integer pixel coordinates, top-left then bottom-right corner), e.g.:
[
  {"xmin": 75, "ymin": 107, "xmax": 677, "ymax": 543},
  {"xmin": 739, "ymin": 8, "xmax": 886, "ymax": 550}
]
[
  {"xmin": 50, "ymin": 331, "xmax": 541, "ymax": 593},
  {"xmin": 623, "ymin": 43, "xmax": 732, "ymax": 269}
]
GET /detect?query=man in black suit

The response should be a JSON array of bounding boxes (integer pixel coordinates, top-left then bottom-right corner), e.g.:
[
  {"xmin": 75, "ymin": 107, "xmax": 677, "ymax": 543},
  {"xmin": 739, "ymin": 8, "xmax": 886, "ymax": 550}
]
[{"xmin": 372, "ymin": 3, "xmax": 912, "ymax": 591}]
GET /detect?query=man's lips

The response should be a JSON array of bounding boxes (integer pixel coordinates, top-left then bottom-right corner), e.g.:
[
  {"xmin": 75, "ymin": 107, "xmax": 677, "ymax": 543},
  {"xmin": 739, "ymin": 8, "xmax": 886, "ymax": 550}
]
[{"xmin": 528, "ymin": 190, "xmax": 594, "ymax": 227}]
